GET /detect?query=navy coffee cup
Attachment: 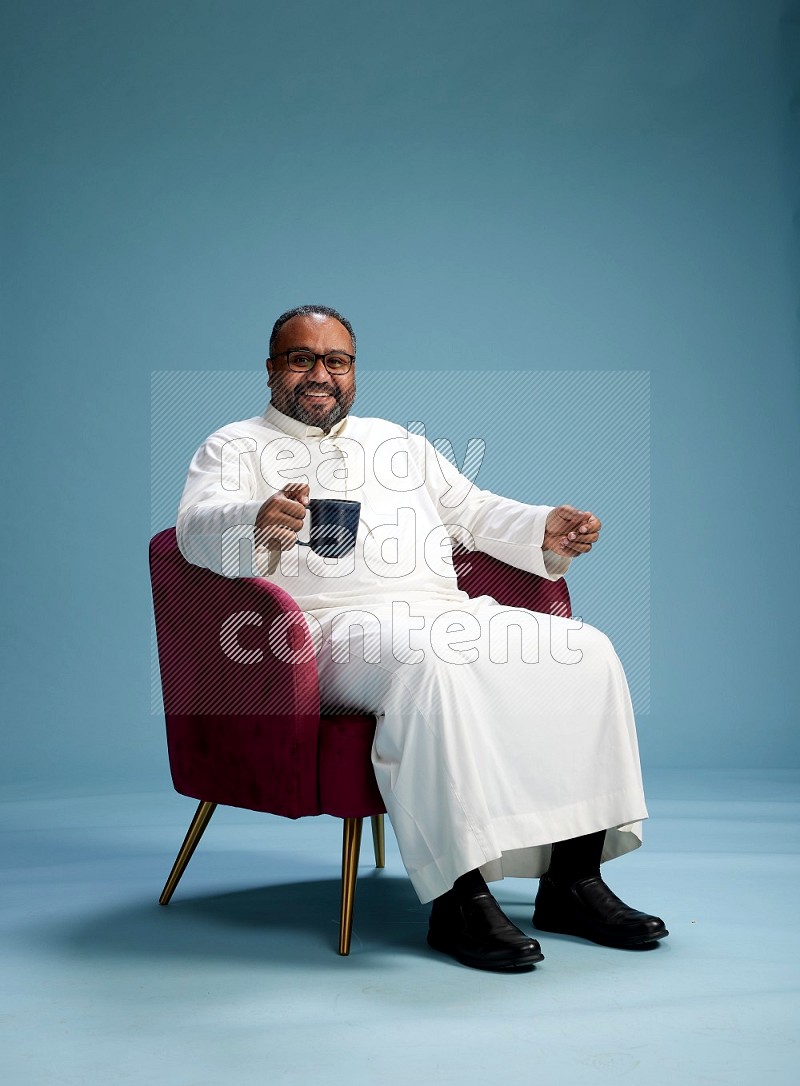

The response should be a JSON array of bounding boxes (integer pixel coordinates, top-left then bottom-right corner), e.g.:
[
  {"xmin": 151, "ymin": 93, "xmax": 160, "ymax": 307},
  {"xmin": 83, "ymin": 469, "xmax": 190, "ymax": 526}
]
[{"xmin": 296, "ymin": 498, "xmax": 361, "ymax": 558}]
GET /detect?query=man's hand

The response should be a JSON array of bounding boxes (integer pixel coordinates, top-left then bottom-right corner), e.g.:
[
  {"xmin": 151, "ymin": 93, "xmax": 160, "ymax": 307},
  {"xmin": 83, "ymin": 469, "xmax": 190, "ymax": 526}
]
[
  {"xmin": 255, "ymin": 482, "xmax": 310, "ymax": 550},
  {"xmin": 543, "ymin": 505, "xmax": 602, "ymax": 558}
]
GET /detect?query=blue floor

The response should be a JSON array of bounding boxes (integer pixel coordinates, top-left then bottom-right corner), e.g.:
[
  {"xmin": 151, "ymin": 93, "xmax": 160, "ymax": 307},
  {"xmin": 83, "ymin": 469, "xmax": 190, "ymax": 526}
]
[{"xmin": 2, "ymin": 769, "xmax": 798, "ymax": 1085}]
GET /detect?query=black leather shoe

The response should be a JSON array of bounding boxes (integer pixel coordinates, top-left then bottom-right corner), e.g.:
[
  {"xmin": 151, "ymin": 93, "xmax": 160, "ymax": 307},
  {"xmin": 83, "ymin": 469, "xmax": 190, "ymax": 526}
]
[
  {"xmin": 532, "ymin": 874, "xmax": 669, "ymax": 948},
  {"xmin": 427, "ymin": 891, "xmax": 544, "ymax": 972}
]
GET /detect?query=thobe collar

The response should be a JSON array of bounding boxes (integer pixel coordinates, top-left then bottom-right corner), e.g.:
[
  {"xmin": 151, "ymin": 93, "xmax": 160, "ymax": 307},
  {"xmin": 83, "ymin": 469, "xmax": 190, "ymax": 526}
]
[{"xmin": 263, "ymin": 402, "xmax": 350, "ymax": 440}]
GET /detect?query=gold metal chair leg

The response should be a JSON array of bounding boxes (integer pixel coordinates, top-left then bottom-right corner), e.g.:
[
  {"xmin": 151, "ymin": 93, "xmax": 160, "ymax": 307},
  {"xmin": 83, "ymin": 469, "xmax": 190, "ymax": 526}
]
[
  {"xmin": 370, "ymin": 814, "xmax": 385, "ymax": 869},
  {"xmin": 338, "ymin": 817, "xmax": 363, "ymax": 955},
  {"xmin": 159, "ymin": 800, "xmax": 217, "ymax": 905}
]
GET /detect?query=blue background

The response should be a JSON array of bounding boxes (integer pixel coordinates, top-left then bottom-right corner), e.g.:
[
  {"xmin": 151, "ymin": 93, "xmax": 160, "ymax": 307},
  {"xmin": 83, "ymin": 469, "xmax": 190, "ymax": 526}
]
[{"xmin": 3, "ymin": 0, "xmax": 798, "ymax": 789}]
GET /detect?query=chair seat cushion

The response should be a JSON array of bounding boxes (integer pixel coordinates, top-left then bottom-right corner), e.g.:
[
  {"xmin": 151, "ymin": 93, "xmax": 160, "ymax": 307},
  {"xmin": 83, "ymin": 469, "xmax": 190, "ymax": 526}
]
[
  {"xmin": 318, "ymin": 714, "xmax": 385, "ymax": 818},
  {"xmin": 167, "ymin": 711, "xmax": 321, "ymax": 816}
]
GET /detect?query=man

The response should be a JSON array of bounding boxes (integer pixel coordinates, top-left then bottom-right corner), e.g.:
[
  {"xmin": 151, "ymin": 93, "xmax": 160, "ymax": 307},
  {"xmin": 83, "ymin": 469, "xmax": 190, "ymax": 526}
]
[{"xmin": 177, "ymin": 304, "xmax": 668, "ymax": 972}]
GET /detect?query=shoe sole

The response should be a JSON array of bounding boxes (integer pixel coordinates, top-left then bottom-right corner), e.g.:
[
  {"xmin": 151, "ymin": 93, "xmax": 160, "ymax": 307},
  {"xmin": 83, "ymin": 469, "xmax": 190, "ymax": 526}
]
[
  {"xmin": 427, "ymin": 931, "xmax": 544, "ymax": 972},
  {"xmin": 532, "ymin": 915, "xmax": 669, "ymax": 949}
]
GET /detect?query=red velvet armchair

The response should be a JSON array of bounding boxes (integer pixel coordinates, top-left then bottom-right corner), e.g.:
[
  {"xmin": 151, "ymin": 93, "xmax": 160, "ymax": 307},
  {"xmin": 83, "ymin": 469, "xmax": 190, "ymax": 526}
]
[{"xmin": 149, "ymin": 528, "xmax": 571, "ymax": 954}]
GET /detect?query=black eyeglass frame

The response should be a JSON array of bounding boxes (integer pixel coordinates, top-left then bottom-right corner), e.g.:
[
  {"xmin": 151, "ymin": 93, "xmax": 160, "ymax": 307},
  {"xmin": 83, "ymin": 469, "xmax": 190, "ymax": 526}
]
[{"xmin": 270, "ymin": 349, "xmax": 356, "ymax": 374}]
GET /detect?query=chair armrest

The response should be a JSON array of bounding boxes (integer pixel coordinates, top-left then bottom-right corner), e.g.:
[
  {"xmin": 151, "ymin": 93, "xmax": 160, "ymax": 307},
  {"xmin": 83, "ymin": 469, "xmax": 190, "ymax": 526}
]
[
  {"xmin": 455, "ymin": 548, "xmax": 572, "ymax": 617},
  {"xmin": 150, "ymin": 529, "xmax": 322, "ymax": 816}
]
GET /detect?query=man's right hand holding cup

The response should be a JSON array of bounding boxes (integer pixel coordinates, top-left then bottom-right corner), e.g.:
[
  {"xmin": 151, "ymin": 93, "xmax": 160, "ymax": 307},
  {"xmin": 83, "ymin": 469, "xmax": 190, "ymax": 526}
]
[{"xmin": 255, "ymin": 482, "xmax": 310, "ymax": 550}]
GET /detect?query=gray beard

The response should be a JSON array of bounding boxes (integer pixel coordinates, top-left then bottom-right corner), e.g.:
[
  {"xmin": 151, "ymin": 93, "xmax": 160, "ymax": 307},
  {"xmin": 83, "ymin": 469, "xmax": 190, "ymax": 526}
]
[
  {"xmin": 280, "ymin": 383, "xmax": 355, "ymax": 433},
  {"xmin": 292, "ymin": 398, "xmax": 346, "ymax": 433}
]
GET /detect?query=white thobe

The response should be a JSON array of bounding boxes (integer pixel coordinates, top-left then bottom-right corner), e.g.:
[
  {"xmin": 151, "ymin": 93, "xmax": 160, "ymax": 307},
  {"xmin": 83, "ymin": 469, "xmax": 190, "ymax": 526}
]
[{"xmin": 177, "ymin": 403, "xmax": 647, "ymax": 902}]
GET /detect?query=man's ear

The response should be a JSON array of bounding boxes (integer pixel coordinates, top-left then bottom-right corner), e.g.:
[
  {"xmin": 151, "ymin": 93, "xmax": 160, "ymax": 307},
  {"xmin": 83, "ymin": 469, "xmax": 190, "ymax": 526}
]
[{"xmin": 265, "ymin": 358, "xmax": 273, "ymax": 388}]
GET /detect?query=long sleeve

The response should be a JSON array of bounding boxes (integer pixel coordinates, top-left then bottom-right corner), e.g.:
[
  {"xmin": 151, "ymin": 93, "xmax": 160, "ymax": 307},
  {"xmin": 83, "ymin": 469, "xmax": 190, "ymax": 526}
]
[
  {"xmin": 418, "ymin": 436, "xmax": 572, "ymax": 581},
  {"xmin": 175, "ymin": 431, "xmax": 268, "ymax": 577}
]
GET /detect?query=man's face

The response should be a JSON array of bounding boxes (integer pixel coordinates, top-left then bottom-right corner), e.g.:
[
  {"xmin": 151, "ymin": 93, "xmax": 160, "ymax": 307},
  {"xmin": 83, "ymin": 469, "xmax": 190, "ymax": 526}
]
[{"xmin": 267, "ymin": 314, "xmax": 356, "ymax": 433}]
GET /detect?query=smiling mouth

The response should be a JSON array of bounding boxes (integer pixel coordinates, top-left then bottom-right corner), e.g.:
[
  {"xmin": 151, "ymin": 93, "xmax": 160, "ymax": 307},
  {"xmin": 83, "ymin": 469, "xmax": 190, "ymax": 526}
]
[{"xmin": 298, "ymin": 387, "xmax": 338, "ymax": 401}]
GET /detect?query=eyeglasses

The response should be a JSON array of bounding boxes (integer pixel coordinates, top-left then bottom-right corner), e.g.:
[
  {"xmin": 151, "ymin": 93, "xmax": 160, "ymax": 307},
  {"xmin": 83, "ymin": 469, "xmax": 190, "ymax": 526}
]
[{"xmin": 272, "ymin": 349, "xmax": 355, "ymax": 375}]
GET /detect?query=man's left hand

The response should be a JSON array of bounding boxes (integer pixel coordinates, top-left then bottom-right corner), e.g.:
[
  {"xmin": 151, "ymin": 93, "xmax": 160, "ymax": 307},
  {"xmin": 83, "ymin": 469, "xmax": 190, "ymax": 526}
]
[{"xmin": 543, "ymin": 505, "xmax": 602, "ymax": 558}]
